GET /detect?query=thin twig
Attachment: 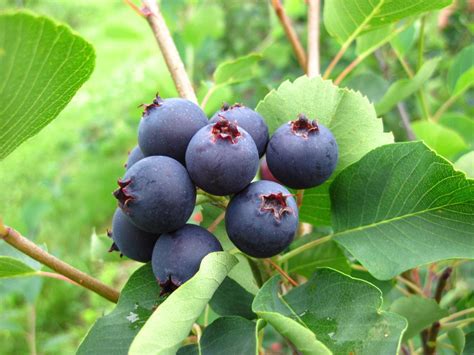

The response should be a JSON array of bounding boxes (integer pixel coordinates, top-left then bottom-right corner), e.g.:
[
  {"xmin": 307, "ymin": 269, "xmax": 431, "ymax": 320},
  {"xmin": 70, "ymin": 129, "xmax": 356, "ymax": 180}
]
[
  {"xmin": 424, "ymin": 267, "xmax": 453, "ymax": 355},
  {"xmin": 441, "ymin": 317, "xmax": 474, "ymax": 329},
  {"xmin": 440, "ymin": 307, "xmax": 474, "ymax": 323},
  {"xmin": 307, "ymin": 0, "xmax": 320, "ymax": 77},
  {"xmin": 396, "ymin": 275, "xmax": 425, "ymax": 297},
  {"xmin": 277, "ymin": 235, "xmax": 332, "ymax": 264},
  {"xmin": 137, "ymin": 0, "xmax": 198, "ymax": 102},
  {"xmin": 0, "ymin": 223, "xmax": 120, "ymax": 303},
  {"xmin": 271, "ymin": 0, "xmax": 307, "ymax": 71},
  {"xmin": 207, "ymin": 211, "xmax": 225, "ymax": 233},
  {"xmin": 433, "ymin": 91, "xmax": 464, "ymax": 121},
  {"xmin": 26, "ymin": 305, "xmax": 37, "ymax": 355},
  {"xmin": 266, "ymin": 258, "xmax": 298, "ymax": 287}
]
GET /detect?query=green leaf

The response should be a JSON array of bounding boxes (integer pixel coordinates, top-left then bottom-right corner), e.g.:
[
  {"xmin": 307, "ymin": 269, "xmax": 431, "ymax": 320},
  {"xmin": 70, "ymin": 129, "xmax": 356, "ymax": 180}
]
[
  {"xmin": 89, "ymin": 229, "xmax": 120, "ymax": 263},
  {"xmin": 287, "ymin": 233, "xmax": 350, "ymax": 277},
  {"xmin": 412, "ymin": 120, "xmax": 469, "ymax": 160},
  {"xmin": 0, "ymin": 256, "xmax": 36, "ymax": 278},
  {"xmin": 200, "ymin": 316, "xmax": 259, "ymax": 355},
  {"xmin": 375, "ymin": 58, "xmax": 440, "ymax": 115},
  {"xmin": 129, "ymin": 252, "xmax": 238, "ymax": 355},
  {"xmin": 331, "ymin": 142, "xmax": 474, "ymax": 280},
  {"xmin": 448, "ymin": 44, "xmax": 474, "ymax": 95},
  {"xmin": 253, "ymin": 269, "xmax": 406, "ymax": 354},
  {"xmin": 439, "ymin": 113, "xmax": 474, "ymax": 149},
  {"xmin": 323, "ymin": 0, "xmax": 451, "ymax": 44},
  {"xmin": 345, "ymin": 72, "xmax": 389, "ymax": 103},
  {"xmin": 182, "ymin": 4, "xmax": 224, "ymax": 47},
  {"xmin": 0, "ymin": 11, "xmax": 95, "ymax": 159},
  {"xmin": 177, "ymin": 345, "xmax": 199, "ymax": 355},
  {"xmin": 464, "ymin": 332, "xmax": 474, "ymax": 355},
  {"xmin": 77, "ymin": 264, "xmax": 161, "ymax": 355},
  {"xmin": 213, "ymin": 53, "xmax": 262, "ymax": 85},
  {"xmin": 389, "ymin": 296, "xmax": 448, "ymax": 340},
  {"xmin": 256, "ymin": 75, "xmax": 393, "ymax": 226},
  {"xmin": 390, "ymin": 24, "xmax": 417, "ymax": 57},
  {"xmin": 455, "ymin": 151, "xmax": 474, "ymax": 178},
  {"xmin": 448, "ymin": 327, "xmax": 466, "ymax": 354},
  {"xmin": 210, "ymin": 254, "xmax": 258, "ymax": 320}
]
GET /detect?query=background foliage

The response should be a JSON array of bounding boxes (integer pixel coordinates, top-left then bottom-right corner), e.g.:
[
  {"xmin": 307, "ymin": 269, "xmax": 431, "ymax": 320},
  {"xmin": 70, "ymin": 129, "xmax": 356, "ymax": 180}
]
[{"xmin": 0, "ymin": 0, "xmax": 473, "ymax": 354}]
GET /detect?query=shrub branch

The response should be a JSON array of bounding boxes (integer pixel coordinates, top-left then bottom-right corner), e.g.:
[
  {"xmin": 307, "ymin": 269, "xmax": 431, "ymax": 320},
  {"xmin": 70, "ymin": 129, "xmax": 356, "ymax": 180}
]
[{"xmin": 0, "ymin": 221, "xmax": 120, "ymax": 303}]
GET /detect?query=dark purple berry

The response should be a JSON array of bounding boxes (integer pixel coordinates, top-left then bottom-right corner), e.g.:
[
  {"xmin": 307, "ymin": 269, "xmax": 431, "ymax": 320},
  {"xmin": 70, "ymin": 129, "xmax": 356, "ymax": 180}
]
[
  {"xmin": 151, "ymin": 224, "xmax": 223, "ymax": 294},
  {"xmin": 113, "ymin": 156, "xmax": 196, "ymax": 234},
  {"xmin": 125, "ymin": 145, "xmax": 144, "ymax": 170},
  {"xmin": 138, "ymin": 95, "xmax": 208, "ymax": 164},
  {"xmin": 210, "ymin": 103, "xmax": 269, "ymax": 157},
  {"xmin": 266, "ymin": 114, "xmax": 338, "ymax": 189},
  {"xmin": 185, "ymin": 118, "xmax": 259, "ymax": 196},
  {"xmin": 108, "ymin": 208, "xmax": 159, "ymax": 262},
  {"xmin": 225, "ymin": 180, "xmax": 298, "ymax": 258}
]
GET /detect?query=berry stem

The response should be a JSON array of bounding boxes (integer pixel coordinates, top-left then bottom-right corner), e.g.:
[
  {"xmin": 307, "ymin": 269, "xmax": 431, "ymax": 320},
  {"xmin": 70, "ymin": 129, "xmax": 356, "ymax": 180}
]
[
  {"xmin": 266, "ymin": 258, "xmax": 298, "ymax": 287},
  {"xmin": 207, "ymin": 211, "xmax": 225, "ymax": 233},
  {"xmin": 0, "ymin": 221, "xmax": 120, "ymax": 303},
  {"xmin": 132, "ymin": 0, "xmax": 198, "ymax": 103},
  {"xmin": 270, "ymin": 0, "xmax": 307, "ymax": 72}
]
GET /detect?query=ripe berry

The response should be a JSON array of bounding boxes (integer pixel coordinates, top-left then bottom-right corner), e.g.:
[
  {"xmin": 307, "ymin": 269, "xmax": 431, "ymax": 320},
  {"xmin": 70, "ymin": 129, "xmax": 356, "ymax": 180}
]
[
  {"xmin": 113, "ymin": 156, "xmax": 196, "ymax": 234},
  {"xmin": 151, "ymin": 224, "xmax": 223, "ymax": 294},
  {"xmin": 225, "ymin": 180, "xmax": 298, "ymax": 258},
  {"xmin": 266, "ymin": 114, "xmax": 338, "ymax": 189},
  {"xmin": 185, "ymin": 118, "xmax": 259, "ymax": 196},
  {"xmin": 108, "ymin": 208, "xmax": 159, "ymax": 262},
  {"xmin": 210, "ymin": 103, "xmax": 269, "ymax": 157},
  {"xmin": 125, "ymin": 145, "xmax": 144, "ymax": 170},
  {"xmin": 138, "ymin": 95, "xmax": 208, "ymax": 164}
]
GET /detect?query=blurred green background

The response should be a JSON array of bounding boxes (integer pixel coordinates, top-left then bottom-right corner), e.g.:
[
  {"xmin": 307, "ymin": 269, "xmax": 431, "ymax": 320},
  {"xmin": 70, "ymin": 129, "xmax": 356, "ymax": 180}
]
[{"xmin": 0, "ymin": 0, "xmax": 472, "ymax": 353}]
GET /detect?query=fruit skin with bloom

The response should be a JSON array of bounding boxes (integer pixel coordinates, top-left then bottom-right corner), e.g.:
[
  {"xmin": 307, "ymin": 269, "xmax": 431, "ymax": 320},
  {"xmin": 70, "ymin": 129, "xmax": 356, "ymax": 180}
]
[
  {"xmin": 138, "ymin": 95, "xmax": 208, "ymax": 164},
  {"xmin": 125, "ymin": 145, "xmax": 144, "ymax": 170},
  {"xmin": 185, "ymin": 118, "xmax": 259, "ymax": 196},
  {"xmin": 109, "ymin": 208, "xmax": 159, "ymax": 262},
  {"xmin": 266, "ymin": 114, "xmax": 338, "ymax": 189},
  {"xmin": 225, "ymin": 180, "xmax": 298, "ymax": 258},
  {"xmin": 151, "ymin": 224, "xmax": 223, "ymax": 294},
  {"xmin": 210, "ymin": 103, "xmax": 269, "ymax": 157},
  {"xmin": 113, "ymin": 156, "xmax": 196, "ymax": 234}
]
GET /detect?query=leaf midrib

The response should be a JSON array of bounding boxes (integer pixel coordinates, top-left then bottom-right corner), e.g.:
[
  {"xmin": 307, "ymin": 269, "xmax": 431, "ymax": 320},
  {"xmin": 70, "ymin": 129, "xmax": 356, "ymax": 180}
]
[{"xmin": 333, "ymin": 200, "xmax": 473, "ymax": 239}]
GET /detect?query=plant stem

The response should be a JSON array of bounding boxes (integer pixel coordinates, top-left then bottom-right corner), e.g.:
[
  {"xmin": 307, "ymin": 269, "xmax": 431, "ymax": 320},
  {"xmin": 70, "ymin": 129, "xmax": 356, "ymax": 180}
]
[
  {"xmin": 395, "ymin": 275, "xmax": 425, "ymax": 296},
  {"xmin": 270, "ymin": 0, "xmax": 307, "ymax": 72},
  {"xmin": 207, "ymin": 211, "xmax": 225, "ymax": 233},
  {"xmin": 200, "ymin": 84, "xmax": 218, "ymax": 110},
  {"xmin": 432, "ymin": 90, "xmax": 465, "ymax": 122},
  {"xmin": 266, "ymin": 258, "xmax": 298, "ymax": 287},
  {"xmin": 277, "ymin": 235, "xmax": 332, "ymax": 264},
  {"xmin": 441, "ymin": 317, "xmax": 474, "ymax": 329},
  {"xmin": 440, "ymin": 307, "xmax": 474, "ymax": 323},
  {"xmin": 26, "ymin": 305, "xmax": 37, "ymax": 355},
  {"xmin": 37, "ymin": 271, "xmax": 80, "ymax": 286},
  {"xmin": 374, "ymin": 50, "xmax": 415, "ymax": 140},
  {"xmin": 424, "ymin": 267, "xmax": 453, "ymax": 355},
  {"xmin": 0, "ymin": 223, "xmax": 120, "ymax": 303},
  {"xmin": 138, "ymin": 0, "xmax": 198, "ymax": 103},
  {"xmin": 418, "ymin": 17, "xmax": 426, "ymax": 70},
  {"xmin": 296, "ymin": 189, "xmax": 304, "ymax": 208},
  {"xmin": 307, "ymin": 0, "xmax": 320, "ymax": 77}
]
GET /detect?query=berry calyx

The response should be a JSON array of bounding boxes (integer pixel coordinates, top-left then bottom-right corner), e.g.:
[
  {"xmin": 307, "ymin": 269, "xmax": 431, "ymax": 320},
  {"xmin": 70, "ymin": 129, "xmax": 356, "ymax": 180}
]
[
  {"xmin": 159, "ymin": 275, "xmax": 181, "ymax": 296},
  {"xmin": 260, "ymin": 192, "xmax": 294, "ymax": 221},
  {"xmin": 141, "ymin": 93, "xmax": 164, "ymax": 114},
  {"xmin": 113, "ymin": 178, "xmax": 134, "ymax": 209},
  {"xmin": 211, "ymin": 117, "xmax": 241, "ymax": 143},
  {"xmin": 290, "ymin": 114, "xmax": 319, "ymax": 138}
]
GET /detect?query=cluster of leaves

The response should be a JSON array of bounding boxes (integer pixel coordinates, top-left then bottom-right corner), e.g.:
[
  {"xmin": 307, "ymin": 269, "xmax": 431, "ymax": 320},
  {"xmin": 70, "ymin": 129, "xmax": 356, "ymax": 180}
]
[{"xmin": 0, "ymin": 0, "xmax": 473, "ymax": 354}]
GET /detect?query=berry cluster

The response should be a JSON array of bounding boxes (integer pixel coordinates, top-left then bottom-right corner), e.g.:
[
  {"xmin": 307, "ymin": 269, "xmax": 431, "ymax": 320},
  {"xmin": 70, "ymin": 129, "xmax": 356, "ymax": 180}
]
[{"xmin": 109, "ymin": 94, "xmax": 338, "ymax": 294}]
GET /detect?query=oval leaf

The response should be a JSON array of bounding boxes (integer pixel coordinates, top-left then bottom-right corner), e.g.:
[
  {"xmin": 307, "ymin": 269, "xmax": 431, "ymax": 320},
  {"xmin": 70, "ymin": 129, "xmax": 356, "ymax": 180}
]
[
  {"xmin": 77, "ymin": 264, "xmax": 161, "ymax": 355},
  {"xmin": 0, "ymin": 256, "xmax": 36, "ymax": 278},
  {"xmin": 129, "ymin": 252, "xmax": 238, "ymax": 355},
  {"xmin": 376, "ymin": 58, "xmax": 440, "ymax": 115},
  {"xmin": 213, "ymin": 53, "xmax": 262, "ymax": 85},
  {"xmin": 0, "ymin": 11, "xmax": 95, "ymax": 159},
  {"xmin": 253, "ymin": 269, "xmax": 406, "ymax": 354},
  {"xmin": 256, "ymin": 75, "xmax": 392, "ymax": 225},
  {"xmin": 448, "ymin": 44, "xmax": 474, "ymax": 96},
  {"xmin": 323, "ymin": 0, "xmax": 451, "ymax": 44},
  {"xmin": 200, "ymin": 316, "xmax": 259, "ymax": 355},
  {"xmin": 455, "ymin": 151, "xmax": 474, "ymax": 178},
  {"xmin": 331, "ymin": 142, "xmax": 474, "ymax": 280}
]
